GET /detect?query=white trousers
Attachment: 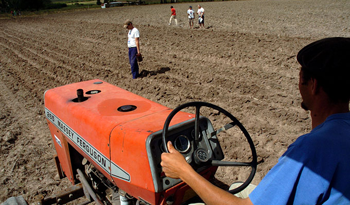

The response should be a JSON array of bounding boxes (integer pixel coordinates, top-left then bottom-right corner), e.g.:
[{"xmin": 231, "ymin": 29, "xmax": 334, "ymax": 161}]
[{"xmin": 169, "ymin": 15, "xmax": 177, "ymax": 25}]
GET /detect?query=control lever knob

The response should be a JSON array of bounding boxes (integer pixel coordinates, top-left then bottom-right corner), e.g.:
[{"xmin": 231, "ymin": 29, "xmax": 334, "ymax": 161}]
[{"xmin": 77, "ymin": 89, "xmax": 84, "ymax": 102}]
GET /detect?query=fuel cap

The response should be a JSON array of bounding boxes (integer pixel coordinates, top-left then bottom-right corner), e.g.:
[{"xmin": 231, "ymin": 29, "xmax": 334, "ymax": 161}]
[{"xmin": 117, "ymin": 105, "xmax": 137, "ymax": 112}]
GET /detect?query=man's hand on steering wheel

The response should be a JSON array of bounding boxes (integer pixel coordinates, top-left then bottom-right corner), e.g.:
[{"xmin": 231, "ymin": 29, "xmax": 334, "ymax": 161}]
[{"xmin": 161, "ymin": 141, "xmax": 191, "ymax": 180}]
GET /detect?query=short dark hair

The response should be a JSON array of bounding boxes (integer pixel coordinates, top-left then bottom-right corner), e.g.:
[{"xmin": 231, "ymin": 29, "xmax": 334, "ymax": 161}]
[{"xmin": 297, "ymin": 37, "xmax": 350, "ymax": 103}]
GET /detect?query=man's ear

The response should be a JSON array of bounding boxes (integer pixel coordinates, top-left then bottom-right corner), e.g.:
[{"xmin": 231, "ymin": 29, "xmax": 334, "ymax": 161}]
[{"xmin": 310, "ymin": 78, "xmax": 320, "ymax": 95}]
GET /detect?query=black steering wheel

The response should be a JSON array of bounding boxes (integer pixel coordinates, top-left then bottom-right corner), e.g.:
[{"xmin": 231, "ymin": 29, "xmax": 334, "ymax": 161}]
[{"xmin": 162, "ymin": 102, "xmax": 257, "ymax": 194}]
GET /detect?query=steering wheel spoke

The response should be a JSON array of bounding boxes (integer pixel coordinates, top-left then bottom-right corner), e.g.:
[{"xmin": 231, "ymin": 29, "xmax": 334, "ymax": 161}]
[
  {"xmin": 194, "ymin": 105, "xmax": 201, "ymax": 143},
  {"xmin": 211, "ymin": 160, "xmax": 253, "ymax": 167}
]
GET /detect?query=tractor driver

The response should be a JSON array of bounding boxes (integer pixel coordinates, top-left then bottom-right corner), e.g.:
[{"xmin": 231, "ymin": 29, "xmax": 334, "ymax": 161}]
[{"xmin": 161, "ymin": 37, "xmax": 350, "ymax": 204}]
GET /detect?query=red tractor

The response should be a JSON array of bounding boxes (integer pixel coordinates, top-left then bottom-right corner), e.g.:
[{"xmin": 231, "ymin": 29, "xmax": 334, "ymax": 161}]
[{"xmin": 43, "ymin": 79, "xmax": 257, "ymax": 205}]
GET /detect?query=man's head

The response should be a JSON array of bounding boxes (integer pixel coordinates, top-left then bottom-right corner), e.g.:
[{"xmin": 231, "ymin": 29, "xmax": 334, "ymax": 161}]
[
  {"xmin": 170, "ymin": 6, "xmax": 173, "ymax": 8},
  {"xmin": 198, "ymin": 5, "xmax": 201, "ymax": 9},
  {"xmin": 123, "ymin": 20, "xmax": 133, "ymax": 29},
  {"xmin": 189, "ymin": 6, "xmax": 192, "ymax": 9},
  {"xmin": 297, "ymin": 37, "xmax": 350, "ymax": 109}
]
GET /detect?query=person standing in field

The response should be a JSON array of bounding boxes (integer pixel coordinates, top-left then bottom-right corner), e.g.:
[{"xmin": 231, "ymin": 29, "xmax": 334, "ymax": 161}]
[
  {"xmin": 124, "ymin": 20, "xmax": 141, "ymax": 79},
  {"xmin": 187, "ymin": 6, "xmax": 195, "ymax": 29},
  {"xmin": 169, "ymin": 6, "xmax": 178, "ymax": 26},
  {"xmin": 197, "ymin": 5, "xmax": 205, "ymax": 28}
]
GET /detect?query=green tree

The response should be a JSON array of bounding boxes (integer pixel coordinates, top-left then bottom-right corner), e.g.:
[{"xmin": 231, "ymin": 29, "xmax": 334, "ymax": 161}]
[
  {"xmin": 0, "ymin": 0, "xmax": 7, "ymax": 11},
  {"xmin": 3, "ymin": 0, "xmax": 51, "ymax": 11}
]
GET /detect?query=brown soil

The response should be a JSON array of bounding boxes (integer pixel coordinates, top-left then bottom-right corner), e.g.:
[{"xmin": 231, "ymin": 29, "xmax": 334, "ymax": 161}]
[{"xmin": 0, "ymin": 0, "xmax": 349, "ymax": 203}]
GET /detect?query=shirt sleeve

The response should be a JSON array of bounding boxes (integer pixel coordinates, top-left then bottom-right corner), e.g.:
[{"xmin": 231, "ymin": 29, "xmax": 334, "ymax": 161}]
[
  {"xmin": 249, "ymin": 153, "xmax": 304, "ymax": 204},
  {"xmin": 133, "ymin": 29, "xmax": 140, "ymax": 38},
  {"xmin": 249, "ymin": 136, "xmax": 331, "ymax": 205}
]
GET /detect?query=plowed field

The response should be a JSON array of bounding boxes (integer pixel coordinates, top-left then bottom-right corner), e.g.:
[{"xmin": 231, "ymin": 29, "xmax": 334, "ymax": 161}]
[{"xmin": 1, "ymin": 0, "xmax": 349, "ymax": 203}]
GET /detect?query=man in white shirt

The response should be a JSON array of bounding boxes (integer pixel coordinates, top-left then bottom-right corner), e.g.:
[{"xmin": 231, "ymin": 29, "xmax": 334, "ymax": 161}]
[
  {"xmin": 197, "ymin": 5, "xmax": 205, "ymax": 29},
  {"xmin": 187, "ymin": 6, "xmax": 195, "ymax": 29},
  {"xmin": 124, "ymin": 20, "xmax": 141, "ymax": 79}
]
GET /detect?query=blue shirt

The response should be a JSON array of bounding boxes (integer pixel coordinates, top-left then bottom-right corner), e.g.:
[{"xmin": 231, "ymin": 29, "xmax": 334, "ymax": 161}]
[{"xmin": 250, "ymin": 112, "xmax": 350, "ymax": 204}]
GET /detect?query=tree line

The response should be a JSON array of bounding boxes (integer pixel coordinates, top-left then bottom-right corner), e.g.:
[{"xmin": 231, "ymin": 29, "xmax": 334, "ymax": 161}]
[{"xmin": 1, "ymin": 0, "xmax": 53, "ymax": 11}]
